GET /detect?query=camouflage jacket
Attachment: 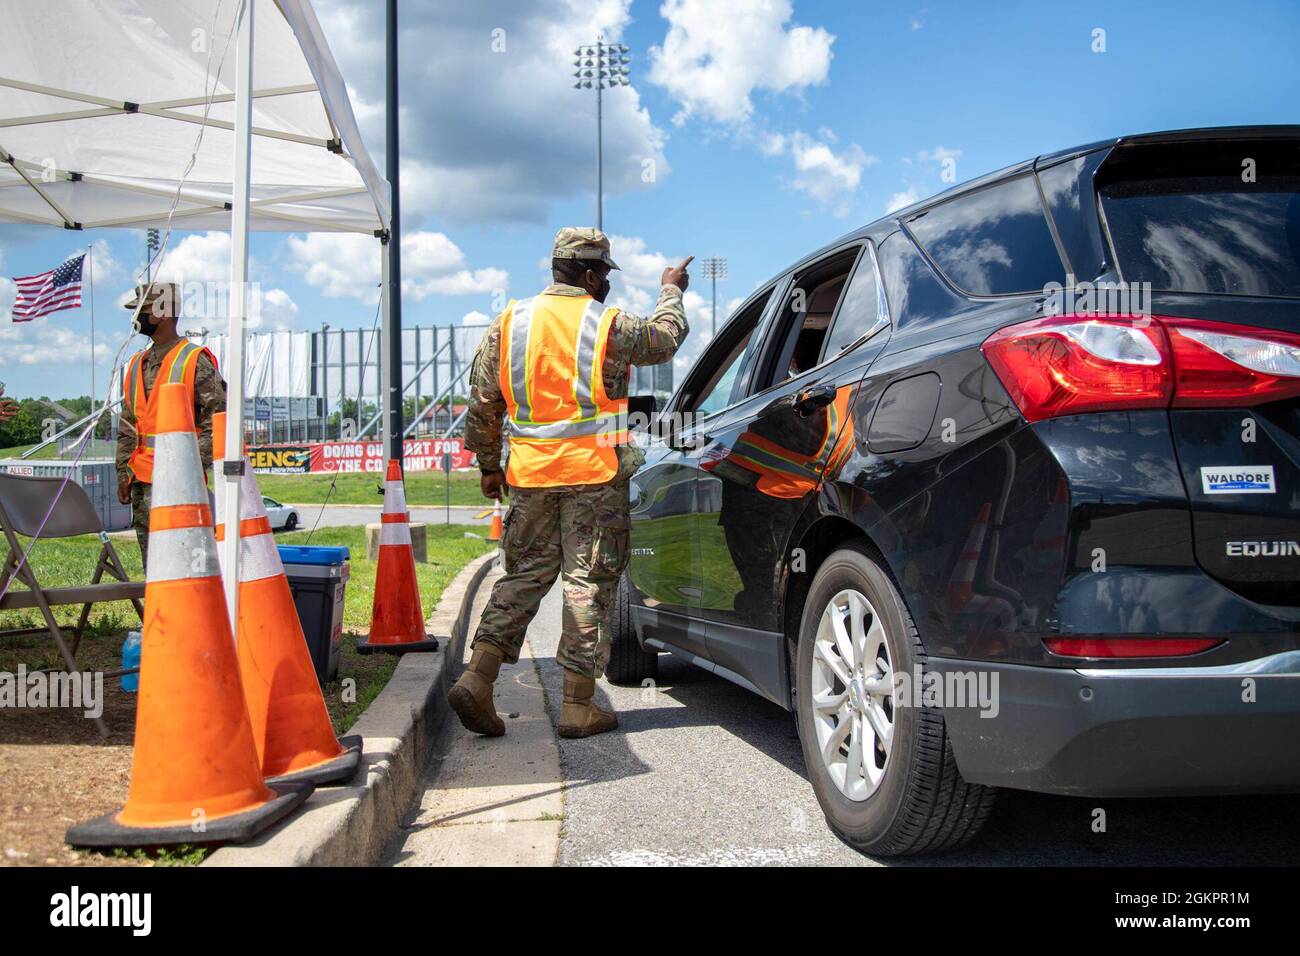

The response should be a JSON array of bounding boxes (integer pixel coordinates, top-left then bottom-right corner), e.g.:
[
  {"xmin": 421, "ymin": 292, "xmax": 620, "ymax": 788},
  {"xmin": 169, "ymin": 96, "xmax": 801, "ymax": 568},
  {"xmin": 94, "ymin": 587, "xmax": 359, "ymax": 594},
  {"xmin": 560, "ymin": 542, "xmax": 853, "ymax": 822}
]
[
  {"xmin": 465, "ymin": 282, "xmax": 688, "ymax": 478},
  {"xmin": 115, "ymin": 340, "xmax": 227, "ymax": 484}
]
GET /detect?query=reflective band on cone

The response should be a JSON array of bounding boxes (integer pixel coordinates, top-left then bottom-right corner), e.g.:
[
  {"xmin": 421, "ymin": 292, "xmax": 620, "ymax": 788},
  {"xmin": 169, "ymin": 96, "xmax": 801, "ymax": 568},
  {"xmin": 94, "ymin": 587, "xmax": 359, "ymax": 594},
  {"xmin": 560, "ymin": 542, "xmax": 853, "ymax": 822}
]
[
  {"xmin": 66, "ymin": 386, "xmax": 311, "ymax": 849},
  {"xmin": 212, "ymin": 413, "xmax": 362, "ymax": 787},
  {"xmin": 358, "ymin": 458, "xmax": 439, "ymax": 655}
]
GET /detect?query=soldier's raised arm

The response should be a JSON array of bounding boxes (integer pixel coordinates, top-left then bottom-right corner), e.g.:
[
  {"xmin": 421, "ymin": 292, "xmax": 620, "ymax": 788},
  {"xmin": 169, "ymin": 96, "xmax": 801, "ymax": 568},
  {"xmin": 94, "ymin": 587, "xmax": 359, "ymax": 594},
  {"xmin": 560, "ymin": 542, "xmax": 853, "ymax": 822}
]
[{"xmin": 610, "ymin": 256, "xmax": 693, "ymax": 367}]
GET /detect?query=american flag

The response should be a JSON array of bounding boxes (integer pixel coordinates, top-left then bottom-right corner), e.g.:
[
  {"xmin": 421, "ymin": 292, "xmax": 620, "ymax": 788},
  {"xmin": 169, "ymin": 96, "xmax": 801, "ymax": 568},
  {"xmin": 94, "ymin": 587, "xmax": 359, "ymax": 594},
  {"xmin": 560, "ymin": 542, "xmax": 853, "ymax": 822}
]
[{"xmin": 11, "ymin": 253, "xmax": 86, "ymax": 322}]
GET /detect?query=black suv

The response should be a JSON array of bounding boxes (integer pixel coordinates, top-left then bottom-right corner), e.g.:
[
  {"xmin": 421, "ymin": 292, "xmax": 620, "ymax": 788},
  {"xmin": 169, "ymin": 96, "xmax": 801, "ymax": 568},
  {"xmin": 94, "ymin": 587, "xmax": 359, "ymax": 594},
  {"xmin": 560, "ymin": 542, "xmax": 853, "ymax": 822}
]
[{"xmin": 609, "ymin": 126, "xmax": 1300, "ymax": 855}]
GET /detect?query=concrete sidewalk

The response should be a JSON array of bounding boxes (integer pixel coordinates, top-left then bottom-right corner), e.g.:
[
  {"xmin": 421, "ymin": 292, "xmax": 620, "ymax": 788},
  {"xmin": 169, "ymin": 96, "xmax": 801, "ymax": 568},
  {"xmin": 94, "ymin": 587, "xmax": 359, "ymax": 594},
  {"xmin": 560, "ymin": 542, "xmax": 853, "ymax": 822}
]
[{"xmin": 384, "ymin": 566, "xmax": 563, "ymax": 866}]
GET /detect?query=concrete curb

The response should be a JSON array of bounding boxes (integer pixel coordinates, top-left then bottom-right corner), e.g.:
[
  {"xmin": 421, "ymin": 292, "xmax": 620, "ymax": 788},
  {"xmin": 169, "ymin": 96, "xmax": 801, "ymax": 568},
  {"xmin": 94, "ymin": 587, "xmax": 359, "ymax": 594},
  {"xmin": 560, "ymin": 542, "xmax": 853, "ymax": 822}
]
[{"xmin": 204, "ymin": 549, "xmax": 499, "ymax": 867}]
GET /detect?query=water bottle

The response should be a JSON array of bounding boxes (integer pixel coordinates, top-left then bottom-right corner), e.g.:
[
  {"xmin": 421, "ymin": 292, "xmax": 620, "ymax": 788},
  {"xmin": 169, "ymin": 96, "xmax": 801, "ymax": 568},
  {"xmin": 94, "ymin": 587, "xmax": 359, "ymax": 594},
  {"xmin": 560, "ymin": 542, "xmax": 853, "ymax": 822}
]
[{"xmin": 121, "ymin": 631, "xmax": 142, "ymax": 692}]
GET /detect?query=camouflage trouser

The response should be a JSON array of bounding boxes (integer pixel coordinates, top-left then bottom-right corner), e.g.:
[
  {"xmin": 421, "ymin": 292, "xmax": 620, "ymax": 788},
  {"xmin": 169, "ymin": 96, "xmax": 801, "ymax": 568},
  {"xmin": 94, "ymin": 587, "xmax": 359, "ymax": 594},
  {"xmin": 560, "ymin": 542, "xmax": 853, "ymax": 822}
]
[
  {"xmin": 473, "ymin": 479, "xmax": 630, "ymax": 678},
  {"xmin": 130, "ymin": 481, "xmax": 152, "ymax": 573}
]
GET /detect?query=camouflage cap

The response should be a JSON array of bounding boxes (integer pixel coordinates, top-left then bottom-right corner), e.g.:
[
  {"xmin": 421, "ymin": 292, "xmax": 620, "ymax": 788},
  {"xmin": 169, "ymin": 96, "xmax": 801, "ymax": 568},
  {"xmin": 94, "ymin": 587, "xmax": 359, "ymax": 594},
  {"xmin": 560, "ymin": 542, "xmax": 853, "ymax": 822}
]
[
  {"xmin": 551, "ymin": 227, "xmax": 620, "ymax": 271},
  {"xmin": 124, "ymin": 281, "xmax": 180, "ymax": 314}
]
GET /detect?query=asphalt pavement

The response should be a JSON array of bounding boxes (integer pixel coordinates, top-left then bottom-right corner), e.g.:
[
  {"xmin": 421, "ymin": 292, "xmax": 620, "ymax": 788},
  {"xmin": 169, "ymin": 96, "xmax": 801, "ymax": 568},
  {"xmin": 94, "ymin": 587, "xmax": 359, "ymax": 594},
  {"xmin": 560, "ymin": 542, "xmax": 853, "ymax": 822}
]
[{"xmin": 514, "ymin": 582, "xmax": 1300, "ymax": 867}]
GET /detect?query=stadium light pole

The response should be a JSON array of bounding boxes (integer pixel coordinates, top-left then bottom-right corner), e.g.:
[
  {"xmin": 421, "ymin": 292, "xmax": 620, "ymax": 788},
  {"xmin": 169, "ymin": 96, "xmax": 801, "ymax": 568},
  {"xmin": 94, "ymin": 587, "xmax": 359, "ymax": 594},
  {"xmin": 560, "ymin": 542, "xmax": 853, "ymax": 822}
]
[
  {"xmin": 573, "ymin": 38, "xmax": 630, "ymax": 230},
  {"xmin": 701, "ymin": 257, "xmax": 727, "ymax": 336}
]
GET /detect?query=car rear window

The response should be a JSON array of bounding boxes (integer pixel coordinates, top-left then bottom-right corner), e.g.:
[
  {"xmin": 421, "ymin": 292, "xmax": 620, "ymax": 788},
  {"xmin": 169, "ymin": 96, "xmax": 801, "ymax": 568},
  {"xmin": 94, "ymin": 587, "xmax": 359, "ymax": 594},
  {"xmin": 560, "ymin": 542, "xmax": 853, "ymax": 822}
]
[
  {"xmin": 1101, "ymin": 177, "xmax": 1300, "ymax": 298},
  {"xmin": 906, "ymin": 174, "xmax": 1066, "ymax": 296},
  {"xmin": 1097, "ymin": 139, "xmax": 1300, "ymax": 298}
]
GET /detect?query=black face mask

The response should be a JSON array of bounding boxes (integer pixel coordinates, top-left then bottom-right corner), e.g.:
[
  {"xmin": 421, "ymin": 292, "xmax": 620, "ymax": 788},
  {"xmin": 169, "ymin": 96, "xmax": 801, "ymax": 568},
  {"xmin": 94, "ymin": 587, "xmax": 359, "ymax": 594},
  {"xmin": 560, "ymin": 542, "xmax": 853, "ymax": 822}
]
[
  {"xmin": 593, "ymin": 276, "xmax": 611, "ymax": 303},
  {"xmin": 135, "ymin": 314, "xmax": 159, "ymax": 337}
]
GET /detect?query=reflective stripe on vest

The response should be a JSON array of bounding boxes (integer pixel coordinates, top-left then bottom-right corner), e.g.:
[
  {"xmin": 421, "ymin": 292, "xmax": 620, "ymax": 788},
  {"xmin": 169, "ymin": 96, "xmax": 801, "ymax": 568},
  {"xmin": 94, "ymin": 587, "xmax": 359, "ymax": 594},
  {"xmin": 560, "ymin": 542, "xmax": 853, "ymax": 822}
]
[
  {"xmin": 498, "ymin": 294, "xmax": 627, "ymax": 488},
  {"xmin": 126, "ymin": 340, "xmax": 213, "ymax": 484}
]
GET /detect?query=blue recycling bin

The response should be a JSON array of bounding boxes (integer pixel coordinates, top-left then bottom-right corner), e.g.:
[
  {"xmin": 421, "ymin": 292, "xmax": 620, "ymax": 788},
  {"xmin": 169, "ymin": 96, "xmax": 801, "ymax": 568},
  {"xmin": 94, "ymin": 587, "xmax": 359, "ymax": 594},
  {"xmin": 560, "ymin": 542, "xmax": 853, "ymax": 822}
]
[{"xmin": 277, "ymin": 545, "xmax": 351, "ymax": 685}]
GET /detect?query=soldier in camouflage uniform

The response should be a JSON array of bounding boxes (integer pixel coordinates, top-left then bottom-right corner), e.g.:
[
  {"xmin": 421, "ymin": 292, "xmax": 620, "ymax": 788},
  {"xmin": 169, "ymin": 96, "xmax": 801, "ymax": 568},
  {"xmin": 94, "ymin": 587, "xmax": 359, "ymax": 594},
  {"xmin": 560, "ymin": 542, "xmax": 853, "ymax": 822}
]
[
  {"xmin": 449, "ymin": 228, "xmax": 691, "ymax": 739},
  {"xmin": 115, "ymin": 282, "xmax": 226, "ymax": 571}
]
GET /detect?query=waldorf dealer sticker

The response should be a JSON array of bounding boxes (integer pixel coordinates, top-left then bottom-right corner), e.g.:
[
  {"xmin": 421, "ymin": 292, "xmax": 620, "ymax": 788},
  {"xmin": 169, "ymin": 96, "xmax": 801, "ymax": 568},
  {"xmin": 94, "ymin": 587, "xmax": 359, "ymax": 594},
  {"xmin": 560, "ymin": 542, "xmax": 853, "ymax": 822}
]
[{"xmin": 1201, "ymin": 465, "xmax": 1276, "ymax": 494}]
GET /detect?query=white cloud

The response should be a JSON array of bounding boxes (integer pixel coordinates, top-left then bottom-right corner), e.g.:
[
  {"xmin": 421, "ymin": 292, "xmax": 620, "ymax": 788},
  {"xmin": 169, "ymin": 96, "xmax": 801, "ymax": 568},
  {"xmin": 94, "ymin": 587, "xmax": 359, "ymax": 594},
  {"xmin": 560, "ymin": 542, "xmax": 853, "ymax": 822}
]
[
  {"xmin": 460, "ymin": 310, "xmax": 491, "ymax": 326},
  {"xmin": 286, "ymin": 231, "xmax": 508, "ymax": 304},
  {"xmin": 787, "ymin": 130, "xmax": 877, "ymax": 215},
  {"xmin": 259, "ymin": 288, "xmax": 300, "ymax": 330},
  {"xmin": 314, "ymin": 0, "xmax": 668, "ymax": 225},
  {"xmin": 886, "ymin": 189, "xmax": 922, "ymax": 213},
  {"xmin": 648, "ymin": 0, "xmax": 834, "ymax": 126},
  {"xmin": 0, "ymin": 312, "xmax": 110, "ymax": 367}
]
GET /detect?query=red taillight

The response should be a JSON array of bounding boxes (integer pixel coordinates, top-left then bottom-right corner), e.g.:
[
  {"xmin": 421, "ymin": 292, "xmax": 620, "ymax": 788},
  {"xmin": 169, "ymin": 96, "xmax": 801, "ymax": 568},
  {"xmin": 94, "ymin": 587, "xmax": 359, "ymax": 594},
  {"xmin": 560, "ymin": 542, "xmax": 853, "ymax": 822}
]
[
  {"xmin": 1167, "ymin": 318, "xmax": 1300, "ymax": 407},
  {"xmin": 982, "ymin": 314, "xmax": 1300, "ymax": 421},
  {"xmin": 1043, "ymin": 637, "xmax": 1224, "ymax": 659},
  {"xmin": 981, "ymin": 315, "xmax": 1171, "ymax": 422}
]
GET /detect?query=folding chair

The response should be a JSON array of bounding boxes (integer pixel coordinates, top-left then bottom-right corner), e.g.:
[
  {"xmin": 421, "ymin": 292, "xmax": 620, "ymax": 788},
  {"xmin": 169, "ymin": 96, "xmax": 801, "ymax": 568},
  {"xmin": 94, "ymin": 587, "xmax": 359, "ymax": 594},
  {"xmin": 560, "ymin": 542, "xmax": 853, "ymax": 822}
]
[{"xmin": 0, "ymin": 473, "xmax": 145, "ymax": 737}]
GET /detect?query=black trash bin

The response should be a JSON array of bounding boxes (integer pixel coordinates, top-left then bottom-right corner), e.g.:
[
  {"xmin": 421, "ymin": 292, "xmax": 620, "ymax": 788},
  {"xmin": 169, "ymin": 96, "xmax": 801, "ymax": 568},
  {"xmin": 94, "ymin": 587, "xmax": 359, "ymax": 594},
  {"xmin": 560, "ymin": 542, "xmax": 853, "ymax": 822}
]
[{"xmin": 277, "ymin": 545, "xmax": 350, "ymax": 685}]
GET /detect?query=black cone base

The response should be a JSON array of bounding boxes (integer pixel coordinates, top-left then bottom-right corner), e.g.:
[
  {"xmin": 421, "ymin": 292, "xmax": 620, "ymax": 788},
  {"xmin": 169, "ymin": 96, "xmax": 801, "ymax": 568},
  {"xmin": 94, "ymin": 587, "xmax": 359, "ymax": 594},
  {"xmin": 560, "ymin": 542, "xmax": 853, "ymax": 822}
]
[
  {"xmin": 65, "ymin": 781, "xmax": 313, "ymax": 849},
  {"xmin": 356, "ymin": 635, "xmax": 440, "ymax": 655},
  {"xmin": 265, "ymin": 735, "xmax": 363, "ymax": 788}
]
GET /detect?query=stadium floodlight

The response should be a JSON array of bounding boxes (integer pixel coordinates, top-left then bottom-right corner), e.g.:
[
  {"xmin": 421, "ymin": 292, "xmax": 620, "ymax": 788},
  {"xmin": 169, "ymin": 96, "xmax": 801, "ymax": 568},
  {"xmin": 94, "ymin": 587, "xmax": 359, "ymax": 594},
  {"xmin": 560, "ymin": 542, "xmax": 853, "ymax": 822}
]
[
  {"xmin": 571, "ymin": 36, "xmax": 631, "ymax": 231},
  {"xmin": 700, "ymin": 257, "xmax": 728, "ymax": 336}
]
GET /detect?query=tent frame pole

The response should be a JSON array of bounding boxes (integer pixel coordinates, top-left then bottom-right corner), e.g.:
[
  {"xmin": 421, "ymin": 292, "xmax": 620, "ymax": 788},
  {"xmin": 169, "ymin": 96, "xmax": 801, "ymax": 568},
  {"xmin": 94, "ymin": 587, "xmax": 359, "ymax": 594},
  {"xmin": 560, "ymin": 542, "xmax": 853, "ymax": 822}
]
[
  {"xmin": 221, "ymin": 0, "xmax": 255, "ymax": 628},
  {"xmin": 384, "ymin": 0, "xmax": 403, "ymax": 464}
]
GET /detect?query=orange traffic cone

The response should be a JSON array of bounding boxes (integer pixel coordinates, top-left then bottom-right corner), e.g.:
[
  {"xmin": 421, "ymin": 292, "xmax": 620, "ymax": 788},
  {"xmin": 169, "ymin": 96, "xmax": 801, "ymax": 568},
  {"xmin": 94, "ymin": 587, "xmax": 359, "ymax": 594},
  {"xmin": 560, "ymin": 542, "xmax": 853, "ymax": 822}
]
[
  {"xmin": 67, "ymin": 384, "xmax": 310, "ymax": 848},
  {"xmin": 213, "ymin": 413, "xmax": 361, "ymax": 787},
  {"xmin": 487, "ymin": 499, "xmax": 503, "ymax": 542},
  {"xmin": 357, "ymin": 459, "xmax": 439, "ymax": 654}
]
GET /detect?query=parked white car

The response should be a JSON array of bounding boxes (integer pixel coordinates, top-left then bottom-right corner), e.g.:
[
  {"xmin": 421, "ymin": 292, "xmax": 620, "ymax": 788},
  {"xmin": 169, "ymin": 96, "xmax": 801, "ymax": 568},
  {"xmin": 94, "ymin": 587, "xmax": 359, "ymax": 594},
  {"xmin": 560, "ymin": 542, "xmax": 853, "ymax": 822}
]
[{"xmin": 262, "ymin": 496, "xmax": 300, "ymax": 532}]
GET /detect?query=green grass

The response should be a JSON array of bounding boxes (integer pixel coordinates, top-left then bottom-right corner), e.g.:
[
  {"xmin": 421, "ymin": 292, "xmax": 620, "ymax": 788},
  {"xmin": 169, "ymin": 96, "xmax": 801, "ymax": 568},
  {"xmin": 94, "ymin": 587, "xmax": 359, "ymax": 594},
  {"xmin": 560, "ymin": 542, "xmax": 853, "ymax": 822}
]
[
  {"xmin": 258, "ymin": 470, "xmax": 488, "ymax": 507},
  {"xmin": 0, "ymin": 442, "xmax": 59, "ymax": 460},
  {"xmin": 0, "ymin": 523, "xmax": 493, "ymax": 734}
]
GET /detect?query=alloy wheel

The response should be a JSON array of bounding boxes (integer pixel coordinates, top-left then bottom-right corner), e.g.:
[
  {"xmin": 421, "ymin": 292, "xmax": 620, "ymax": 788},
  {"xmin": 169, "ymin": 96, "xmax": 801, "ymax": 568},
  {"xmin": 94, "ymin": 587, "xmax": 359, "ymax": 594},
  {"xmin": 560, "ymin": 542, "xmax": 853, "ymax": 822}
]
[{"xmin": 810, "ymin": 588, "xmax": 895, "ymax": 801}]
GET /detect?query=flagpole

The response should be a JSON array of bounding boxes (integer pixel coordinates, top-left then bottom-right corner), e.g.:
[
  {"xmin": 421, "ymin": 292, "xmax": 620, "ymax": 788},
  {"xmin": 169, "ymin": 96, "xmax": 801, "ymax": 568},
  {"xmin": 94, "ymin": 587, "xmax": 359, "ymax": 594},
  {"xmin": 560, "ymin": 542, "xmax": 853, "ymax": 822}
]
[{"xmin": 86, "ymin": 244, "xmax": 95, "ymax": 422}]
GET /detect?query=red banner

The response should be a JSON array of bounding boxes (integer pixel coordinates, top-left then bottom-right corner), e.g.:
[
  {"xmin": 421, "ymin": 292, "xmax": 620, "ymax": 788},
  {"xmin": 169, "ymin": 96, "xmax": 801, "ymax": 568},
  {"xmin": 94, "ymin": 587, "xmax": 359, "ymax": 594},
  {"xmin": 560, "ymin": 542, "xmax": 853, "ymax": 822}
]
[{"xmin": 248, "ymin": 438, "xmax": 475, "ymax": 475}]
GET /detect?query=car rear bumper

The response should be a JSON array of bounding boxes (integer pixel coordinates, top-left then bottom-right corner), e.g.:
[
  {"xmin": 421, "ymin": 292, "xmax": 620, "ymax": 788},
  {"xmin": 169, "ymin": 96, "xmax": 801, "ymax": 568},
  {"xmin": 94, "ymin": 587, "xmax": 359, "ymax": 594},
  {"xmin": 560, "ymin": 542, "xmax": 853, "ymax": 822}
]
[{"xmin": 929, "ymin": 652, "xmax": 1300, "ymax": 797}]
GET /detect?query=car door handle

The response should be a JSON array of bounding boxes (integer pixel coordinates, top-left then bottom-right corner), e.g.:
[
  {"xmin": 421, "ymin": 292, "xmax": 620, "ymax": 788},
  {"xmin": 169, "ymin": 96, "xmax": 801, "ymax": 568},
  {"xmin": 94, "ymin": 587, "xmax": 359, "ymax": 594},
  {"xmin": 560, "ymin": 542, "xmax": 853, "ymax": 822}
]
[{"xmin": 794, "ymin": 383, "xmax": 837, "ymax": 417}]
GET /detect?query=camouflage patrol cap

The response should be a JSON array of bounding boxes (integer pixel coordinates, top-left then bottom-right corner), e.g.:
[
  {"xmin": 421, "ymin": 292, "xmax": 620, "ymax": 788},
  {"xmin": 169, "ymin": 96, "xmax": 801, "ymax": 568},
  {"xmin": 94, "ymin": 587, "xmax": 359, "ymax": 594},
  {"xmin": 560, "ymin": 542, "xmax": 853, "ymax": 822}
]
[
  {"xmin": 551, "ymin": 227, "xmax": 620, "ymax": 271},
  {"xmin": 124, "ymin": 281, "xmax": 180, "ymax": 315}
]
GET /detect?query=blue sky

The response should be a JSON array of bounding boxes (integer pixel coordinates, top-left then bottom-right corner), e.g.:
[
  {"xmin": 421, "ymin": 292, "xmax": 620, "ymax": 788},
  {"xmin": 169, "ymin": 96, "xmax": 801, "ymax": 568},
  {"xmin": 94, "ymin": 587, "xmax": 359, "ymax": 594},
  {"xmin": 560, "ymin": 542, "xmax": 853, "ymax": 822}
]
[{"xmin": 2, "ymin": 0, "xmax": 1298, "ymax": 400}]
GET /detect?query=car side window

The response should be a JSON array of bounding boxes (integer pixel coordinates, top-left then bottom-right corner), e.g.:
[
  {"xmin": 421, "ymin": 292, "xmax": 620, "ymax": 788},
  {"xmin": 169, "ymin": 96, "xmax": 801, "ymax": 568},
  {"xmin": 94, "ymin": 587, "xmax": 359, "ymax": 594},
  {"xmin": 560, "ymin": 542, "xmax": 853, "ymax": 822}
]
[
  {"xmin": 756, "ymin": 247, "xmax": 861, "ymax": 391},
  {"xmin": 906, "ymin": 174, "xmax": 1066, "ymax": 295},
  {"xmin": 877, "ymin": 230, "xmax": 969, "ymax": 328},
  {"xmin": 820, "ymin": 242, "xmax": 887, "ymax": 360},
  {"xmin": 681, "ymin": 288, "xmax": 774, "ymax": 419}
]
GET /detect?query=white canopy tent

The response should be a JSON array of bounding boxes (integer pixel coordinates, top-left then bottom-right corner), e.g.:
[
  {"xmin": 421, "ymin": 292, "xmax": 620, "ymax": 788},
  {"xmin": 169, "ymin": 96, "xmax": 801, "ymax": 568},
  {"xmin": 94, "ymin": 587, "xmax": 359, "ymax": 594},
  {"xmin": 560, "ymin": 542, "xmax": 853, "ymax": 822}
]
[
  {"xmin": 0, "ymin": 0, "xmax": 394, "ymax": 625},
  {"xmin": 0, "ymin": 0, "xmax": 388, "ymax": 233}
]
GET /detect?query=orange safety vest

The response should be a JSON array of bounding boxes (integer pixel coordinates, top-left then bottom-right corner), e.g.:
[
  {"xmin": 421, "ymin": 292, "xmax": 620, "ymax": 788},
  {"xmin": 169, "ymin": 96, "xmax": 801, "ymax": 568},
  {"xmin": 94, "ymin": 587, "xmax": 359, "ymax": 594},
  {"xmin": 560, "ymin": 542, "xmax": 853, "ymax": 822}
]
[
  {"xmin": 705, "ymin": 388, "xmax": 855, "ymax": 500},
  {"xmin": 497, "ymin": 294, "xmax": 629, "ymax": 488},
  {"xmin": 124, "ymin": 339, "xmax": 216, "ymax": 484}
]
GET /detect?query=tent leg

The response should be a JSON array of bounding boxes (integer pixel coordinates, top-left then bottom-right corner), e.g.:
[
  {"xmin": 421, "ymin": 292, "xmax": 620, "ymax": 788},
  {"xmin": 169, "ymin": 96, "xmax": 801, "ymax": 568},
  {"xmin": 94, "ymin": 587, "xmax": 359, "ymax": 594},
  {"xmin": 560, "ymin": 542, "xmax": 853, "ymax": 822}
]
[{"xmin": 220, "ymin": 0, "xmax": 256, "ymax": 627}]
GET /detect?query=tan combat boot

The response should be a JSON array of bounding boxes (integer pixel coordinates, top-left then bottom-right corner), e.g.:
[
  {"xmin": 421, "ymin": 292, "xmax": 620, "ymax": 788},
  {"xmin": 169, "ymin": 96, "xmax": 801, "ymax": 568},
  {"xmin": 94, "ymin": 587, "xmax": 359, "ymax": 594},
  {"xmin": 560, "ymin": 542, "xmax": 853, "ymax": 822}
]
[
  {"xmin": 447, "ymin": 643, "xmax": 506, "ymax": 737},
  {"xmin": 557, "ymin": 671, "xmax": 618, "ymax": 739}
]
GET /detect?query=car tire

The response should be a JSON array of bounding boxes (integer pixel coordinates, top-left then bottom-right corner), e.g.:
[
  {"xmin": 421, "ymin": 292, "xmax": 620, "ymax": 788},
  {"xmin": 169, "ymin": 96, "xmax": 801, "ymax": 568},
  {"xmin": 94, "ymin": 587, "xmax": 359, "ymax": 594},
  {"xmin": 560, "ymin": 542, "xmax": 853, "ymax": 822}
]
[
  {"xmin": 605, "ymin": 574, "xmax": 658, "ymax": 686},
  {"xmin": 284, "ymin": 512, "xmax": 298, "ymax": 531},
  {"xmin": 794, "ymin": 541, "xmax": 996, "ymax": 856}
]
